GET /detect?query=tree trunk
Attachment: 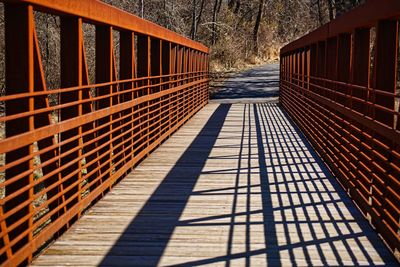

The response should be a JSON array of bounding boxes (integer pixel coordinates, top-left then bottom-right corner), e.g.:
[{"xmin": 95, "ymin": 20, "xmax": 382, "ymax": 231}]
[
  {"xmin": 191, "ymin": 0, "xmax": 196, "ymax": 40},
  {"xmin": 212, "ymin": 0, "xmax": 218, "ymax": 45},
  {"xmin": 217, "ymin": 0, "xmax": 223, "ymax": 13},
  {"xmin": 234, "ymin": 0, "xmax": 240, "ymax": 14},
  {"xmin": 327, "ymin": 0, "xmax": 334, "ymax": 21},
  {"xmin": 228, "ymin": 0, "xmax": 235, "ymax": 9},
  {"xmin": 195, "ymin": 0, "xmax": 206, "ymax": 38},
  {"xmin": 228, "ymin": 0, "xmax": 240, "ymax": 14},
  {"xmin": 253, "ymin": 0, "xmax": 264, "ymax": 54},
  {"xmin": 316, "ymin": 0, "xmax": 323, "ymax": 26},
  {"xmin": 163, "ymin": 0, "xmax": 167, "ymax": 28},
  {"xmin": 139, "ymin": 0, "xmax": 144, "ymax": 18}
]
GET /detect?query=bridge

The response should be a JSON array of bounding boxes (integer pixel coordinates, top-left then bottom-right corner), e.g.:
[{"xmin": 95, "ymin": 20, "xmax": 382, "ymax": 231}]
[{"xmin": 0, "ymin": 0, "xmax": 399, "ymax": 266}]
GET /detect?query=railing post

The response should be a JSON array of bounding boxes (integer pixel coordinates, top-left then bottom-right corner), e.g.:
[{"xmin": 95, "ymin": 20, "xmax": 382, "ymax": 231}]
[
  {"xmin": 350, "ymin": 28, "xmax": 371, "ymax": 214},
  {"xmin": 317, "ymin": 41, "xmax": 326, "ymax": 96},
  {"xmin": 373, "ymin": 20, "xmax": 398, "ymax": 128},
  {"xmin": 371, "ymin": 19, "xmax": 399, "ymax": 250},
  {"xmin": 280, "ymin": 1, "xmax": 400, "ymax": 257},
  {"xmin": 120, "ymin": 31, "xmax": 135, "ymax": 171},
  {"xmin": 326, "ymin": 37, "xmax": 337, "ymax": 101},
  {"xmin": 305, "ymin": 47, "xmax": 310, "ymax": 91},
  {"xmin": 162, "ymin": 41, "xmax": 170, "ymax": 88},
  {"xmin": 177, "ymin": 46, "xmax": 183, "ymax": 87},
  {"xmin": 337, "ymin": 33, "xmax": 351, "ymax": 105},
  {"xmin": 59, "ymin": 16, "xmax": 83, "ymax": 227},
  {"xmin": 150, "ymin": 37, "xmax": 161, "ymax": 140},
  {"xmin": 309, "ymin": 44, "xmax": 317, "ymax": 93},
  {"xmin": 4, "ymin": 4, "xmax": 34, "ymax": 264},
  {"xmin": 301, "ymin": 48, "xmax": 305, "ymax": 92},
  {"xmin": 351, "ymin": 28, "xmax": 370, "ymax": 112},
  {"xmin": 161, "ymin": 40, "xmax": 170, "ymax": 134},
  {"xmin": 0, "ymin": 1, "xmax": 209, "ymax": 265},
  {"xmin": 136, "ymin": 35, "xmax": 150, "ymax": 150},
  {"xmin": 95, "ymin": 25, "xmax": 113, "ymax": 190},
  {"xmin": 169, "ymin": 43, "xmax": 176, "ymax": 130}
]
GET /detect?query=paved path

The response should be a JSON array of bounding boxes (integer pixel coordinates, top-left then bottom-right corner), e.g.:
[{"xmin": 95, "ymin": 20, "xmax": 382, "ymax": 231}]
[
  {"xmin": 210, "ymin": 64, "xmax": 279, "ymax": 103},
  {"xmin": 33, "ymin": 101, "xmax": 397, "ymax": 266}
]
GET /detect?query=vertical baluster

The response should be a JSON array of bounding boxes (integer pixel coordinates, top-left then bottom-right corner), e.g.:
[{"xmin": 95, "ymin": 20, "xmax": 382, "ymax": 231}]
[
  {"xmin": 352, "ymin": 28, "xmax": 370, "ymax": 112},
  {"xmin": 309, "ymin": 44, "xmax": 317, "ymax": 93},
  {"xmin": 81, "ymin": 28, "xmax": 100, "ymax": 197},
  {"xmin": 169, "ymin": 44, "xmax": 176, "ymax": 130},
  {"xmin": 177, "ymin": 46, "xmax": 183, "ymax": 120},
  {"xmin": 372, "ymin": 19, "xmax": 399, "ymax": 249},
  {"xmin": 60, "ymin": 17, "xmax": 83, "ymax": 226},
  {"xmin": 288, "ymin": 53, "xmax": 292, "ymax": 92},
  {"xmin": 111, "ymin": 30, "xmax": 125, "ymax": 175},
  {"xmin": 301, "ymin": 48, "xmax": 305, "ymax": 92},
  {"xmin": 337, "ymin": 33, "xmax": 351, "ymax": 105},
  {"xmin": 326, "ymin": 37, "xmax": 337, "ymax": 101},
  {"xmin": 120, "ymin": 31, "xmax": 135, "ymax": 171},
  {"xmin": 317, "ymin": 41, "xmax": 326, "ymax": 96},
  {"xmin": 373, "ymin": 20, "xmax": 398, "ymax": 127},
  {"xmin": 350, "ymin": 28, "xmax": 371, "ymax": 213},
  {"xmin": 4, "ymin": 4, "xmax": 34, "ymax": 264},
  {"xmin": 136, "ymin": 35, "xmax": 151, "ymax": 150},
  {"xmin": 95, "ymin": 25, "xmax": 113, "ymax": 190},
  {"xmin": 33, "ymin": 19, "xmax": 62, "ymax": 228},
  {"xmin": 162, "ymin": 41, "xmax": 170, "ymax": 135},
  {"xmin": 297, "ymin": 50, "xmax": 301, "ymax": 89},
  {"xmin": 306, "ymin": 47, "xmax": 310, "ymax": 91}
]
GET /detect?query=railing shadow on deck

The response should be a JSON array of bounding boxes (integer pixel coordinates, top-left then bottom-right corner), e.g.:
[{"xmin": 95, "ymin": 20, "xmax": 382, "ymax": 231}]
[
  {"xmin": 100, "ymin": 103, "xmax": 395, "ymax": 266},
  {"xmin": 261, "ymin": 103, "xmax": 396, "ymax": 266},
  {"xmin": 100, "ymin": 104, "xmax": 231, "ymax": 266}
]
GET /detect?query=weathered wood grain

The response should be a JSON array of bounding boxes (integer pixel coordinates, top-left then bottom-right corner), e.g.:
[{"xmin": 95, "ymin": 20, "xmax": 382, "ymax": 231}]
[{"xmin": 32, "ymin": 103, "xmax": 397, "ymax": 266}]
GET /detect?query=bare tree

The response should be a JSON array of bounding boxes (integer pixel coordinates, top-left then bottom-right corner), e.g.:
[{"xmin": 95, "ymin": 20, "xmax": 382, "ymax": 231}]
[
  {"xmin": 191, "ymin": 0, "xmax": 206, "ymax": 40},
  {"xmin": 253, "ymin": 0, "xmax": 264, "ymax": 54},
  {"xmin": 327, "ymin": 0, "xmax": 334, "ymax": 20},
  {"xmin": 139, "ymin": 0, "xmax": 144, "ymax": 18},
  {"xmin": 191, "ymin": 0, "xmax": 197, "ymax": 39},
  {"xmin": 0, "ymin": 0, "xmax": 367, "ymax": 92},
  {"xmin": 316, "ymin": 0, "xmax": 324, "ymax": 26},
  {"xmin": 211, "ymin": 0, "xmax": 219, "ymax": 45},
  {"xmin": 195, "ymin": 0, "xmax": 206, "ymax": 39},
  {"xmin": 228, "ymin": 0, "xmax": 240, "ymax": 14},
  {"xmin": 217, "ymin": 0, "xmax": 223, "ymax": 13}
]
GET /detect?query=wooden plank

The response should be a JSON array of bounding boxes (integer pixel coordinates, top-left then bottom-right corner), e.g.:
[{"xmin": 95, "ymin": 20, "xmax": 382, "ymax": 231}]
[{"xmin": 32, "ymin": 103, "xmax": 397, "ymax": 266}]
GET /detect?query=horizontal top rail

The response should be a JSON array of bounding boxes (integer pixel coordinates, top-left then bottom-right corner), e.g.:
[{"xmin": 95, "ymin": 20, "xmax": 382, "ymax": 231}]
[
  {"xmin": 281, "ymin": 0, "xmax": 400, "ymax": 54},
  {"xmin": 3, "ymin": 0, "xmax": 209, "ymax": 53}
]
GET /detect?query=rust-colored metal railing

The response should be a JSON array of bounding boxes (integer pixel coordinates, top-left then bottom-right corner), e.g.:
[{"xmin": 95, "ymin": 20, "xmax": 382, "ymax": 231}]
[
  {"xmin": 0, "ymin": 0, "xmax": 209, "ymax": 265},
  {"xmin": 280, "ymin": 0, "xmax": 400, "ymax": 260}
]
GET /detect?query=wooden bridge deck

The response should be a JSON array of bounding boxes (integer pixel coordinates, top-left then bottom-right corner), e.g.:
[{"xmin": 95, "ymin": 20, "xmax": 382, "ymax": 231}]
[{"xmin": 32, "ymin": 102, "xmax": 397, "ymax": 266}]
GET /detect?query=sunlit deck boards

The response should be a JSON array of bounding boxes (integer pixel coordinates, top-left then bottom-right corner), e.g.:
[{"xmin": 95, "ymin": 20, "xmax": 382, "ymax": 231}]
[{"xmin": 32, "ymin": 102, "xmax": 397, "ymax": 266}]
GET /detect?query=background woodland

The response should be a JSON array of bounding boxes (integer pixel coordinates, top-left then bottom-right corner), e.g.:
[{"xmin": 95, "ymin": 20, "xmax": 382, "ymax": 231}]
[{"xmin": 0, "ymin": 0, "xmax": 366, "ymax": 93}]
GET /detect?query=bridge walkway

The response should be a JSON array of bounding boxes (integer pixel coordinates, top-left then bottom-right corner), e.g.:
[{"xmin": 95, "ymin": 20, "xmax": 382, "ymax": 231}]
[{"xmin": 32, "ymin": 101, "xmax": 397, "ymax": 266}]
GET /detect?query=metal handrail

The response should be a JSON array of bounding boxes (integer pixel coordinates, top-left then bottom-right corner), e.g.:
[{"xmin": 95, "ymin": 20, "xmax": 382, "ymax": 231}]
[
  {"xmin": 0, "ymin": 0, "xmax": 209, "ymax": 265},
  {"xmin": 280, "ymin": 0, "xmax": 400, "ymax": 261}
]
